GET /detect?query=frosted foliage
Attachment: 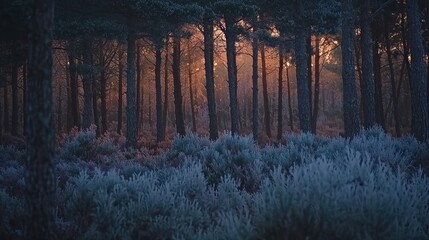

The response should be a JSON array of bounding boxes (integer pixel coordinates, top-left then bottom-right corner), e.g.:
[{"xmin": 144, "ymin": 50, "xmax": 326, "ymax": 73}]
[{"xmin": 0, "ymin": 127, "xmax": 428, "ymax": 239}]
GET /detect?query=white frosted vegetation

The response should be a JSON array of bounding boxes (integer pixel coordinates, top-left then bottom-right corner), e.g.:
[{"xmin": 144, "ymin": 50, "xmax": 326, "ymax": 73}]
[{"xmin": 0, "ymin": 128, "xmax": 428, "ymax": 239}]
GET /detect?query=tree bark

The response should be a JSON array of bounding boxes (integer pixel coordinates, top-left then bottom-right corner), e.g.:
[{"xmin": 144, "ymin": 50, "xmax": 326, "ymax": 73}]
[
  {"xmin": 341, "ymin": 0, "xmax": 361, "ymax": 137},
  {"xmin": 407, "ymin": 0, "xmax": 429, "ymax": 142},
  {"xmin": 136, "ymin": 46, "xmax": 141, "ymax": 131},
  {"xmin": 286, "ymin": 65, "xmax": 294, "ymax": 131},
  {"xmin": 187, "ymin": 40, "xmax": 197, "ymax": 133},
  {"xmin": 261, "ymin": 43, "xmax": 271, "ymax": 138},
  {"xmin": 277, "ymin": 46, "xmax": 284, "ymax": 140},
  {"xmin": 11, "ymin": 63, "xmax": 18, "ymax": 136},
  {"xmin": 225, "ymin": 15, "xmax": 240, "ymax": 135},
  {"xmin": 373, "ymin": 38, "xmax": 386, "ymax": 130},
  {"xmin": 384, "ymin": 13, "xmax": 401, "ymax": 136},
  {"xmin": 312, "ymin": 36, "xmax": 320, "ymax": 133},
  {"xmin": 26, "ymin": 0, "xmax": 56, "ymax": 238},
  {"xmin": 360, "ymin": 0, "xmax": 377, "ymax": 128},
  {"xmin": 67, "ymin": 42, "xmax": 80, "ymax": 130},
  {"xmin": 92, "ymin": 74, "xmax": 99, "ymax": 135},
  {"xmin": 99, "ymin": 44, "xmax": 108, "ymax": 134},
  {"xmin": 172, "ymin": 36, "xmax": 185, "ymax": 136},
  {"xmin": 307, "ymin": 34, "xmax": 313, "ymax": 129},
  {"xmin": 155, "ymin": 47, "xmax": 164, "ymax": 142},
  {"xmin": 4, "ymin": 85, "xmax": 9, "ymax": 133},
  {"xmin": 22, "ymin": 61, "xmax": 27, "ymax": 136},
  {"xmin": 57, "ymin": 83, "xmax": 62, "ymax": 133},
  {"xmin": 82, "ymin": 39, "xmax": 94, "ymax": 130},
  {"xmin": 163, "ymin": 37, "xmax": 170, "ymax": 138},
  {"xmin": 117, "ymin": 47, "xmax": 124, "ymax": 134},
  {"xmin": 126, "ymin": 25, "xmax": 138, "ymax": 147},
  {"xmin": 295, "ymin": 1, "xmax": 312, "ymax": 133},
  {"xmin": 203, "ymin": 18, "xmax": 219, "ymax": 140},
  {"xmin": 252, "ymin": 21, "xmax": 259, "ymax": 141}
]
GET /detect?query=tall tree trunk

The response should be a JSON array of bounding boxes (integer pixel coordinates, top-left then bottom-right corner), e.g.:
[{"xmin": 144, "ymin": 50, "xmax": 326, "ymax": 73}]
[
  {"xmin": 155, "ymin": 47, "xmax": 164, "ymax": 142},
  {"xmin": 163, "ymin": 37, "xmax": 170, "ymax": 138},
  {"xmin": 82, "ymin": 39, "xmax": 94, "ymax": 130},
  {"xmin": 11, "ymin": 63, "xmax": 18, "ymax": 136},
  {"xmin": 203, "ymin": 18, "xmax": 219, "ymax": 140},
  {"xmin": 136, "ymin": 46, "xmax": 141, "ymax": 131},
  {"xmin": 251, "ymin": 20, "xmax": 259, "ymax": 141},
  {"xmin": 407, "ymin": 0, "xmax": 429, "ymax": 142},
  {"xmin": 172, "ymin": 36, "xmax": 185, "ymax": 136},
  {"xmin": 67, "ymin": 42, "xmax": 80, "ymax": 129},
  {"xmin": 57, "ymin": 83, "xmax": 62, "ymax": 133},
  {"xmin": 117, "ymin": 47, "xmax": 124, "ymax": 134},
  {"xmin": 286, "ymin": 65, "xmax": 294, "ymax": 131},
  {"xmin": 295, "ymin": 1, "xmax": 312, "ymax": 133},
  {"xmin": 188, "ymin": 40, "xmax": 197, "ymax": 133},
  {"xmin": 360, "ymin": 0, "xmax": 377, "ymax": 128},
  {"xmin": 100, "ymin": 69, "xmax": 107, "ymax": 133},
  {"xmin": 225, "ymin": 15, "xmax": 240, "ymax": 135},
  {"xmin": 22, "ymin": 61, "xmax": 27, "ymax": 136},
  {"xmin": 4, "ymin": 85, "xmax": 9, "ymax": 133},
  {"xmin": 307, "ymin": 34, "xmax": 313, "ymax": 129},
  {"xmin": 277, "ymin": 46, "xmax": 284, "ymax": 140},
  {"xmin": 341, "ymin": 0, "xmax": 361, "ymax": 137},
  {"xmin": 98, "ymin": 43, "xmax": 107, "ymax": 134},
  {"xmin": 126, "ymin": 25, "xmax": 138, "ymax": 147},
  {"xmin": 26, "ymin": 0, "xmax": 56, "ymax": 238},
  {"xmin": 261, "ymin": 43, "xmax": 271, "ymax": 138},
  {"xmin": 373, "ymin": 39, "xmax": 386, "ymax": 129},
  {"xmin": 384, "ymin": 13, "xmax": 401, "ymax": 136},
  {"xmin": 312, "ymin": 36, "xmax": 320, "ymax": 133},
  {"xmin": 92, "ymin": 74, "xmax": 99, "ymax": 135}
]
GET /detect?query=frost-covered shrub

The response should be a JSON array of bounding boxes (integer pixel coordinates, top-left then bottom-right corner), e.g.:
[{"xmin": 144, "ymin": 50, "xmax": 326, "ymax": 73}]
[
  {"xmin": 0, "ymin": 190, "xmax": 25, "ymax": 239},
  {"xmin": 0, "ymin": 145, "xmax": 25, "ymax": 163},
  {"xmin": 348, "ymin": 127, "xmax": 427, "ymax": 169},
  {"xmin": 251, "ymin": 149, "xmax": 429, "ymax": 240},
  {"xmin": 201, "ymin": 134, "xmax": 264, "ymax": 192},
  {"xmin": 165, "ymin": 133, "xmax": 211, "ymax": 167},
  {"xmin": 60, "ymin": 129, "xmax": 98, "ymax": 161},
  {"xmin": 60, "ymin": 128, "xmax": 127, "ymax": 163}
]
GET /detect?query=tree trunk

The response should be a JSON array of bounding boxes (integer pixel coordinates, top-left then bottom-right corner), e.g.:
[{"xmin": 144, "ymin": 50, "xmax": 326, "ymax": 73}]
[
  {"xmin": 57, "ymin": 84, "xmax": 62, "ymax": 133},
  {"xmin": 188, "ymin": 40, "xmax": 197, "ymax": 133},
  {"xmin": 117, "ymin": 47, "xmax": 124, "ymax": 134},
  {"xmin": 99, "ymin": 44, "xmax": 108, "ymax": 134},
  {"xmin": 155, "ymin": 47, "xmax": 164, "ymax": 142},
  {"xmin": 277, "ymin": 46, "xmax": 284, "ymax": 140},
  {"xmin": 11, "ymin": 63, "xmax": 18, "ymax": 136},
  {"xmin": 384, "ymin": 13, "xmax": 401, "ymax": 136},
  {"xmin": 252, "ymin": 21, "xmax": 259, "ymax": 141},
  {"xmin": 360, "ymin": 0, "xmax": 377, "ymax": 128},
  {"xmin": 22, "ymin": 61, "xmax": 27, "ymax": 136},
  {"xmin": 286, "ymin": 65, "xmax": 294, "ymax": 131},
  {"xmin": 92, "ymin": 74, "xmax": 99, "ymax": 135},
  {"xmin": 261, "ymin": 43, "xmax": 271, "ymax": 138},
  {"xmin": 341, "ymin": 0, "xmax": 361, "ymax": 137},
  {"xmin": 4, "ymin": 85, "xmax": 9, "ymax": 133},
  {"xmin": 172, "ymin": 36, "xmax": 185, "ymax": 136},
  {"xmin": 67, "ymin": 41, "xmax": 80, "ymax": 129},
  {"xmin": 203, "ymin": 18, "xmax": 219, "ymax": 140},
  {"xmin": 407, "ymin": 0, "xmax": 429, "ymax": 142},
  {"xmin": 26, "ymin": 0, "xmax": 56, "ymax": 238},
  {"xmin": 307, "ymin": 34, "xmax": 313, "ymax": 129},
  {"xmin": 82, "ymin": 39, "xmax": 94, "ymax": 130},
  {"xmin": 126, "ymin": 26, "xmax": 138, "ymax": 147},
  {"xmin": 373, "ymin": 39, "xmax": 386, "ymax": 130},
  {"xmin": 225, "ymin": 15, "xmax": 240, "ymax": 135},
  {"xmin": 136, "ymin": 46, "xmax": 141, "ymax": 131},
  {"xmin": 312, "ymin": 36, "xmax": 320, "ymax": 133},
  {"xmin": 295, "ymin": 1, "xmax": 312, "ymax": 133},
  {"xmin": 163, "ymin": 37, "xmax": 169, "ymax": 138}
]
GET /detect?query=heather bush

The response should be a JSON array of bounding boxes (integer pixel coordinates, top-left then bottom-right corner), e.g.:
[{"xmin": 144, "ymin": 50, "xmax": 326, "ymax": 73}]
[{"xmin": 1, "ymin": 128, "xmax": 428, "ymax": 239}]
